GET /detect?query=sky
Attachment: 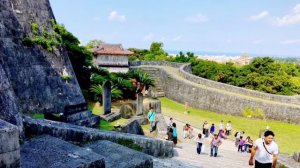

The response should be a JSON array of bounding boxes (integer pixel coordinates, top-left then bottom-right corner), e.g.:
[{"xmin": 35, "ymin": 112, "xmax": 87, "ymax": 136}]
[{"xmin": 49, "ymin": 0, "xmax": 300, "ymax": 57}]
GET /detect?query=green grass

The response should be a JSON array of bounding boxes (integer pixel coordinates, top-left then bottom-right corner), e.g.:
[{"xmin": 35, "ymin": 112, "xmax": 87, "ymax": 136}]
[
  {"xmin": 31, "ymin": 114, "xmax": 45, "ymax": 119},
  {"xmin": 87, "ymin": 101, "xmax": 103, "ymax": 115},
  {"xmin": 160, "ymin": 97, "xmax": 300, "ymax": 154},
  {"xmin": 98, "ymin": 118, "xmax": 129, "ymax": 131}
]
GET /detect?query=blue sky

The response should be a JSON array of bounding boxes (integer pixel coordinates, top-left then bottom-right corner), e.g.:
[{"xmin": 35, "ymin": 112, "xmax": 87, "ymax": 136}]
[{"xmin": 49, "ymin": 0, "xmax": 300, "ymax": 57}]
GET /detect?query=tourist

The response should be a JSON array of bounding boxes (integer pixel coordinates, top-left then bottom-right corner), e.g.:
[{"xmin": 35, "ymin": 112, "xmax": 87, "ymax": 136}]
[
  {"xmin": 203, "ymin": 121, "xmax": 210, "ymax": 138},
  {"xmin": 218, "ymin": 130, "xmax": 227, "ymax": 139},
  {"xmin": 244, "ymin": 136, "xmax": 252, "ymax": 153},
  {"xmin": 235, "ymin": 131, "xmax": 245, "ymax": 147},
  {"xmin": 172, "ymin": 123, "xmax": 178, "ymax": 145},
  {"xmin": 166, "ymin": 126, "xmax": 173, "ymax": 141},
  {"xmin": 195, "ymin": 133, "xmax": 204, "ymax": 154},
  {"xmin": 210, "ymin": 134, "xmax": 222, "ymax": 157},
  {"xmin": 210, "ymin": 123, "xmax": 215, "ymax": 135},
  {"xmin": 147, "ymin": 107, "xmax": 156, "ymax": 133},
  {"xmin": 168, "ymin": 117, "xmax": 174, "ymax": 128},
  {"xmin": 225, "ymin": 121, "xmax": 232, "ymax": 136},
  {"xmin": 183, "ymin": 123, "xmax": 189, "ymax": 138},
  {"xmin": 249, "ymin": 130, "xmax": 279, "ymax": 168},
  {"xmin": 188, "ymin": 124, "xmax": 194, "ymax": 139},
  {"xmin": 238, "ymin": 136, "xmax": 244, "ymax": 152},
  {"xmin": 219, "ymin": 120, "xmax": 224, "ymax": 134}
]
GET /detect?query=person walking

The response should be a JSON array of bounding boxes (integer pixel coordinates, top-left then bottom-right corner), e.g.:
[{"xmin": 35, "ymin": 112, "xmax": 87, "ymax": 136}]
[
  {"xmin": 225, "ymin": 121, "xmax": 232, "ymax": 136},
  {"xmin": 219, "ymin": 120, "xmax": 224, "ymax": 134},
  {"xmin": 210, "ymin": 134, "xmax": 222, "ymax": 157},
  {"xmin": 210, "ymin": 123, "xmax": 215, "ymax": 135},
  {"xmin": 238, "ymin": 136, "xmax": 244, "ymax": 152},
  {"xmin": 172, "ymin": 123, "xmax": 178, "ymax": 145},
  {"xmin": 195, "ymin": 133, "xmax": 204, "ymax": 154},
  {"xmin": 183, "ymin": 123, "xmax": 189, "ymax": 139},
  {"xmin": 203, "ymin": 121, "xmax": 210, "ymax": 138},
  {"xmin": 147, "ymin": 107, "xmax": 156, "ymax": 133},
  {"xmin": 249, "ymin": 130, "xmax": 279, "ymax": 168}
]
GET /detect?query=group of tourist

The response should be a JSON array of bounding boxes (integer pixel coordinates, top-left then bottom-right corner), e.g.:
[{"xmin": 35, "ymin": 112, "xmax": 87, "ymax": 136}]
[{"xmin": 148, "ymin": 108, "xmax": 279, "ymax": 168}]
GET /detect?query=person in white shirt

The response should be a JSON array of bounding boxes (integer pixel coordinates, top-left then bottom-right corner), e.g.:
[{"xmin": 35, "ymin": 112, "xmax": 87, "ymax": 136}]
[
  {"xmin": 225, "ymin": 121, "xmax": 232, "ymax": 136},
  {"xmin": 195, "ymin": 133, "xmax": 204, "ymax": 154},
  {"xmin": 249, "ymin": 130, "xmax": 279, "ymax": 168}
]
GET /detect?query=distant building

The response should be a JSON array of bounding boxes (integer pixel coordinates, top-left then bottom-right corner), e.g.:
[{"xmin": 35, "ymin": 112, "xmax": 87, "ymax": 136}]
[{"xmin": 91, "ymin": 43, "xmax": 133, "ymax": 73}]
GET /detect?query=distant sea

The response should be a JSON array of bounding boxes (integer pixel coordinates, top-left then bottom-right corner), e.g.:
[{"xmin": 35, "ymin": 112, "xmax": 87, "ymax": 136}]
[{"xmin": 165, "ymin": 50, "xmax": 299, "ymax": 58}]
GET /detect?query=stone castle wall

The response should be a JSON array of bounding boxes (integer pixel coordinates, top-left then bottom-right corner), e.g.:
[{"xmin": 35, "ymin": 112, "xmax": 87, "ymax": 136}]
[
  {"xmin": 130, "ymin": 61, "xmax": 300, "ymax": 124},
  {"xmin": 0, "ymin": 0, "xmax": 85, "ymax": 119}
]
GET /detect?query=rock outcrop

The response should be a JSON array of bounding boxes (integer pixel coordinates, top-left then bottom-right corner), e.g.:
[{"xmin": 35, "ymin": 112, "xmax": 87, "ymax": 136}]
[{"xmin": 0, "ymin": 0, "xmax": 85, "ymax": 128}]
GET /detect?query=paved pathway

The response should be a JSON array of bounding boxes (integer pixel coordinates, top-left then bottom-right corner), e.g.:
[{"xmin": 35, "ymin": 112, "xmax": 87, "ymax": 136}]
[{"xmin": 161, "ymin": 116, "xmax": 252, "ymax": 168}]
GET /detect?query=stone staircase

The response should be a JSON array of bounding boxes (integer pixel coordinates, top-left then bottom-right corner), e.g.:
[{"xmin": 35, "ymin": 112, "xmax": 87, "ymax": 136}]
[
  {"xmin": 141, "ymin": 68, "xmax": 165, "ymax": 98},
  {"xmin": 21, "ymin": 135, "xmax": 153, "ymax": 168}
]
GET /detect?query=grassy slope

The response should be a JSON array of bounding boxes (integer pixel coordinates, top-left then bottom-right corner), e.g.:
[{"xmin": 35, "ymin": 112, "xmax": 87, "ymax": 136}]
[{"xmin": 160, "ymin": 97, "xmax": 300, "ymax": 154}]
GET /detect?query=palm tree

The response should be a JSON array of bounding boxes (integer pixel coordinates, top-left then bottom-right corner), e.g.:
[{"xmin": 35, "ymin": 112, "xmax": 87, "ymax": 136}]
[{"xmin": 90, "ymin": 84, "xmax": 103, "ymax": 104}]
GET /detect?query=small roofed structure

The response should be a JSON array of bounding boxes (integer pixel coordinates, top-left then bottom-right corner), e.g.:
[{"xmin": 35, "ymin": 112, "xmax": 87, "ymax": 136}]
[{"xmin": 91, "ymin": 43, "xmax": 133, "ymax": 73}]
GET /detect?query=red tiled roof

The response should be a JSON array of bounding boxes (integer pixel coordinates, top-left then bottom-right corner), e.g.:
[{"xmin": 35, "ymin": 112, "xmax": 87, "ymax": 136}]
[{"xmin": 91, "ymin": 43, "xmax": 133, "ymax": 56}]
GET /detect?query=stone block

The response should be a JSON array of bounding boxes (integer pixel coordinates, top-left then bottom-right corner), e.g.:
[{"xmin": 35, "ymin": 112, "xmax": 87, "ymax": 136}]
[
  {"xmin": 21, "ymin": 135, "xmax": 105, "ymax": 168},
  {"xmin": 0, "ymin": 119, "xmax": 19, "ymax": 153},
  {"xmin": 121, "ymin": 120, "xmax": 144, "ymax": 135},
  {"xmin": 130, "ymin": 116, "xmax": 148, "ymax": 125},
  {"xmin": 64, "ymin": 110, "xmax": 92, "ymax": 122},
  {"xmin": 100, "ymin": 112, "xmax": 121, "ymax": 122},
  {"xmin": 71, "ymin": 115, "xmax": 100, "ymax": 128},
  {"xmin": 0, "ymin": 150, "xmax": 20, "ymax": 168},
  {"xmin": 85, "ymin": 140, "xmax": 153, "ymax": 168}
]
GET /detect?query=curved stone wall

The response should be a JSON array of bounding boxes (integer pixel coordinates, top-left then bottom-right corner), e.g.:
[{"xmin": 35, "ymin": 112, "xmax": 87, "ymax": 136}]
[
  {"xmin": 130, "ymin": 61, "xmax": 300, "ymax": 124},
  {"xmin": 179, "ymin": 64, "xmax": 300, "ymax": 105}
]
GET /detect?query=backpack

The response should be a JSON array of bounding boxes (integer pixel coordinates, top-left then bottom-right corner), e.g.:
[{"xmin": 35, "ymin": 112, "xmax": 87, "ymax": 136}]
[{"xmin": 234, "ymin": 132, "xmax": 239, "ymax": 137}]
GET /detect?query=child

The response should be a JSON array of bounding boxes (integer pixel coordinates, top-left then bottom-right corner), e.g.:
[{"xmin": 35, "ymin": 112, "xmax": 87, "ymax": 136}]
[
  {"xmin": 183, "ymin": 123, "xmax": 189, "ymax": 139},
  {"xmin": 195, "ymin": 133, "xmax": 203, "ymax": 154},
  {"xmin": 238, "ymin": 136, "xmax": 244, "ymax": 152}
]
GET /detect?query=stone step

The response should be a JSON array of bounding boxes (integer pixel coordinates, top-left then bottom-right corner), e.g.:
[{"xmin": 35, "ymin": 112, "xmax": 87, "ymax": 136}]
[
  {"xmin": 85, "ymin": 140, "xmax": 153, "ymax": 168},
  {"xmin": 21, "ymin": 135, "xmax": 105, "ymax": 168},
  {"xmin": 64, "ymin": 110, "xmax": 92, "ymax": 122},
  {"xmin": 71, "ymin": 115, "xmax": 100, "ymax": 128},
  {"xmin": 155, "ymin": 92, "xmax": 165, "ymax": 97},
  {"xmin": 100, "ymin": 112, "xmax": 121, "ymax": 122}
]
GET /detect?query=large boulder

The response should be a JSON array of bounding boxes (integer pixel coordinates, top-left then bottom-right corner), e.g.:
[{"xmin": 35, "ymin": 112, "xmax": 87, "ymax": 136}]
[
  {"xmin": 121, "ymin": 120, "xmax": 144, "ymax": 135},
  {"xmin": 120, "ymin": 104, "xmax": 135, "ymax": 119}
]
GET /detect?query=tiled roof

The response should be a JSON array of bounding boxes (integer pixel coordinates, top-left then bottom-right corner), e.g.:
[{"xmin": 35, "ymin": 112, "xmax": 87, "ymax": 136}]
[{"xmin": 91, "ymin": 43, "xmax": 133, "ymax": 56}]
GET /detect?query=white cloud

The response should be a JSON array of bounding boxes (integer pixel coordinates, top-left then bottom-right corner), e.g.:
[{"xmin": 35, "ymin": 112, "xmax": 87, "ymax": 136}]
[
  {"xmin": 281, "ymin": 39, "xmax": 300, "ymax": 44},
  {"xmin": 273, "ymin": 4, "xmax": 300, "ymax": 26},
  {"xmin": 172, "ymin": 35, "xmax": 183, "ymax": 42},
  {"xmin": 185, "ymin": 14, "xmax": 208, "ymax": 24},
  {"xmin": 250, "ymin": 11, "xmax": 269, "ymax": 21},
  {"xmin": 143, "ymin": 33, "xmax": 154, "ymax": 41},
  {"xmin": 108, "ymin": 11, "xmax": 126, "ymax": 23}
]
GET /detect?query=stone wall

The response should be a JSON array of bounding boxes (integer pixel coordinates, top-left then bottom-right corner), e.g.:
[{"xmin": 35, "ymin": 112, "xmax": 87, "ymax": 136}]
[
  {"xmin": 131, "ymin": 61, "xmax": 300, "ymax": 124},
  {"xmin": 23, "ymin": 116, "xmax": 174, "ymax": 158},
  {"xmin": 179, "ymin": 64, "xmax": 300, "ymax": 105},
  {"xmin": 0, "ymin": 0, "xmax": 85, "ymax": 115},
  {"xmin": 0, "ymin": 119, "xmax": 20, "ymax": 168}
]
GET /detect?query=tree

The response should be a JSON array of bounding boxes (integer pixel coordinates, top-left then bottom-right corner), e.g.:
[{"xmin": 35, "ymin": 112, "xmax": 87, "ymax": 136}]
[{"xmin": 86, "ymin": 39, "xmax": 104, "ymax": 49}]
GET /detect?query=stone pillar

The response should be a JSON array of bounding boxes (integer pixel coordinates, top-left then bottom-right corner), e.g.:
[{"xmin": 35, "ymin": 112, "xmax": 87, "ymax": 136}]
[
  {"xmin": 136, "ymin": 93, "xmax": 143, "ymax": 116},
  {"xmin": 0, "ymin": 119, "xmax": 20, "ymax": 168},
  {"xmin": 102, "ymin": 81, "xmax": 111, "ymax": 115}
]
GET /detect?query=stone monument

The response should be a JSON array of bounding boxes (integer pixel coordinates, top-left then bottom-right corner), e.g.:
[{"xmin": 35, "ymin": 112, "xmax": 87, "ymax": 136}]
[
  {"xmin": 102, "ymin": 81, "xmax": 112, "ymax": 115},
  {"xmin": 137, "ymin": 93, "xmax": 144, "ymax": 116}
]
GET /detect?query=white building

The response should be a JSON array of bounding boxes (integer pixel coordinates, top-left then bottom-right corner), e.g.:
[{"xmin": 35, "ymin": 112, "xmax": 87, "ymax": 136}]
[{"xmin": 91, "ymin": 43, "xmax": 133, "ymax": 73}]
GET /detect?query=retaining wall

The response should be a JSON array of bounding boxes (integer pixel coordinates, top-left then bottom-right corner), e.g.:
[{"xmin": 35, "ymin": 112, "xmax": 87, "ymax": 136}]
[{"xmin": 23, "ymin": 116, "xmax": 174, "ymax": 158}]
